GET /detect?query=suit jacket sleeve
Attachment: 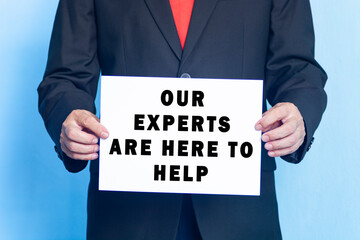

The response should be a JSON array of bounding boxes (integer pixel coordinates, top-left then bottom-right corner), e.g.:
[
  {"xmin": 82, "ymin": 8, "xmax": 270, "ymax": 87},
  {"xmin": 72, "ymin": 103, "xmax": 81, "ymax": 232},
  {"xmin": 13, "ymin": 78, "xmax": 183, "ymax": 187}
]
[
  {"xmin": 38, "ymin": 0, "xmax": 100, "ymax": 172},
  {"xmin": 265, "ymin": 0, "xmax": 327, "ymax": 163}
]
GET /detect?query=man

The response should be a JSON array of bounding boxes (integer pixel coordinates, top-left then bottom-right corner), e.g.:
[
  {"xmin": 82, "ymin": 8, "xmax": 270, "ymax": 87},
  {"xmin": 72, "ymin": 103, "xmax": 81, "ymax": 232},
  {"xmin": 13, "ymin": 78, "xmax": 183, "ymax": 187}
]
[{"xmin": 38, "ymin": 0, "xmax": 327, "ymax": 239}]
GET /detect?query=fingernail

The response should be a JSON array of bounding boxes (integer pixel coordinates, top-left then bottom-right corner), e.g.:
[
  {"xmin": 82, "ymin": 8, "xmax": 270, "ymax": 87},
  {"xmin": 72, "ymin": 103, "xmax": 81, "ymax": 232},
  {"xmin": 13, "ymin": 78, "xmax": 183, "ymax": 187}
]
[
  {"xmin": 255, "ymin": 124, "xmax": 262, "ymax": 130},
  {"xmin": 262, "ymin": 135, "xmax": 270, "ymax": 142},
  {"xmin": 101, "ymin": 132, "xmax": 109, "ymax": 139},
  {"xmin": 265, "ymin": 143, "xmax": 272, "ymax": 150},
  {"xmin": 93, "ymin": 138, "xmax": 98, "ymax": 144},
  {"xmin": 94, "ymin": 145, "xmax": 100, "ymax": 152},
  {"xmin": 268, "ymin": 151, "xmax": 275, "ymax": 157}
]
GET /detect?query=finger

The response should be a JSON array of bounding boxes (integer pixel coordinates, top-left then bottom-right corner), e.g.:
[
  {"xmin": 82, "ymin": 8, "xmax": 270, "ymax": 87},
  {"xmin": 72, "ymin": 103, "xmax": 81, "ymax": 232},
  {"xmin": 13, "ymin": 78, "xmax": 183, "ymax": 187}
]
[
  {"xmin": 267, "ymin": 138, "xmax": 304, "ymax": 157},
  {"xmin": 77, "ymin": 113, "xmax": 109, "ymax": 139},
  {"xmin": 262, "ymin": 119, "xmax": 297, "ymax": 142},
  {"xmin": 255, "ymin": 106, "xmax": 287, "ymax": 131},
  {"xmin": 264, "ymin": 128, "xmax": 304, "ymax": 151},
  {"xmin": 61, "ymin": 133, "xmax": 99, "ymax": 154},
  {"xmin": 61, "ymin": 141, "xmax": 99, "ymax": 160},
  {"xmin": 63, "ymin": 126, "xmax": 99, "ymax": 144},
  {"xmin": 262, "ymin": 121, "xmax": 282, "ymax": 133}
]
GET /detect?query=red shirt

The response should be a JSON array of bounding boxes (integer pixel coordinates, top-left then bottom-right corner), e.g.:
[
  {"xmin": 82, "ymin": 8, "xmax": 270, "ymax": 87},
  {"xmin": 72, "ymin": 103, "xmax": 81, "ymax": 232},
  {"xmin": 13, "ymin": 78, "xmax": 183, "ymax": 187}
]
[{"xmin": 169, "ymin": 0, "xmax": 195, "ymax": 49}]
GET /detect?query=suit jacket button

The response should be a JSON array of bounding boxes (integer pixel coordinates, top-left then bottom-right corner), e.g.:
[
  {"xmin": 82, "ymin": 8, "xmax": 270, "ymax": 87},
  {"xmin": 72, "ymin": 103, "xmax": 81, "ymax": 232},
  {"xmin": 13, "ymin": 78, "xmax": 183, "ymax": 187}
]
[
  {"xmin": 306, "ymin": 137, "xmax": 315, "ymax": 152},
  {"xmin": 180, "ymin": 73, "xmax": 191, "ymax": 78}
]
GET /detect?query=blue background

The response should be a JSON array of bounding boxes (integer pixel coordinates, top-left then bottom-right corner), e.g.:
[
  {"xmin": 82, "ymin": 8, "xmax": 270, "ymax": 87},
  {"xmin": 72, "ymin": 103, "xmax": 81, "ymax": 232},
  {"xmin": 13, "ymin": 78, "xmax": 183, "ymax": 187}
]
[{"xmin": 0, "ymin": 0, "xmax": 359, "ymax": 239}]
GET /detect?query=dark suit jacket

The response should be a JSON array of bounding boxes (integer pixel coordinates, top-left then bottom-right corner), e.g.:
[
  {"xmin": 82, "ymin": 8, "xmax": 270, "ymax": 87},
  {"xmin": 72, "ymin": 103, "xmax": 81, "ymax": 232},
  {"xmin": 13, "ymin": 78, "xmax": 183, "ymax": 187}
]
[{"xmin": 38, "ymin": 0, "xmax": 327, "ymax": 239}]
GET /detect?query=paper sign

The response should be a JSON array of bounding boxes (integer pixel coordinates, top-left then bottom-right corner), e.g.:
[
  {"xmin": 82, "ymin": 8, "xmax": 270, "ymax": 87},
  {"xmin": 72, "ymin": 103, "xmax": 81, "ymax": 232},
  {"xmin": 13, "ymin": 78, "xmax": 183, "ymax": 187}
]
[{"xmin": 99, "ymin": 76, "xmax": 263, "ymax": 196}]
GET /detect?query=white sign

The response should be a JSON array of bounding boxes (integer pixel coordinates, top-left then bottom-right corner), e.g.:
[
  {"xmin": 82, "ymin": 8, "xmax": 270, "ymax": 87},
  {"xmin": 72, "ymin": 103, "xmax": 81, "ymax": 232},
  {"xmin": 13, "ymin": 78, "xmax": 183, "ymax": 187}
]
[{"xmin": 99, "ymin": 76, "xmax": 263, "ymax": 196}]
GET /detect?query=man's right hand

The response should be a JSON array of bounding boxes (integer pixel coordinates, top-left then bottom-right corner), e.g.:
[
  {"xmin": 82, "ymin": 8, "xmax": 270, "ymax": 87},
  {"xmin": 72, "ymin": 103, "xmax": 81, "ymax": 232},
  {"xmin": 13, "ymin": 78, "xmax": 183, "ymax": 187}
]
[{"xmin": 60, "ymin": 109, "xmax": 109, "ymax": 160}]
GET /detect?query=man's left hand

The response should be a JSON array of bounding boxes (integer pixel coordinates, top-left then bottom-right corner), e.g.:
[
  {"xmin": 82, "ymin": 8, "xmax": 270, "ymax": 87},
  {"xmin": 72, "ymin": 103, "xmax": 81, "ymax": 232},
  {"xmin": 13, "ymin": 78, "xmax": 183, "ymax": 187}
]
[{"xmin": 255, "ymin": 102, "xmax": 305, "ymax": 157}]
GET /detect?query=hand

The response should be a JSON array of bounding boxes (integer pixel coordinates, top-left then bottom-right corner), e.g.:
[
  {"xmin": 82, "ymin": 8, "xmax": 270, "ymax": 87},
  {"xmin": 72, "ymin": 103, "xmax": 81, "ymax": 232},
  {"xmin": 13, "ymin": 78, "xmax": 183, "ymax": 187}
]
[
  {"xmin": 255, "ymin": 102, "xmax": 305, "ymax": 157},
  {"xmin": 60, "ymin": 109, "xmax": 109, "ymax": 160}
]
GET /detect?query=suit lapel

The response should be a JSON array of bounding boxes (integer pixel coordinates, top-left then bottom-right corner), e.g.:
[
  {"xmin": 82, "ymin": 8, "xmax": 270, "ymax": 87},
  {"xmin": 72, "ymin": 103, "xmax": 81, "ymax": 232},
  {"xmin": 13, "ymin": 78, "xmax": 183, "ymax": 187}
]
[
  {"xmin": 180, "ymin": 0, "xmax": 219, "ymax": 69},
  {"xmin": 144, "ymin": 0, "xmax": 182, "ymax": 60},
  {"xmin": 144, "ymin": 0, "xmax": 219, "ymax": 69}
]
